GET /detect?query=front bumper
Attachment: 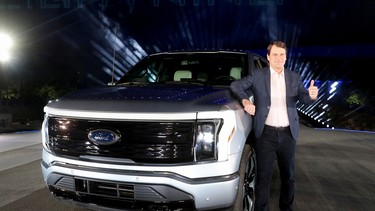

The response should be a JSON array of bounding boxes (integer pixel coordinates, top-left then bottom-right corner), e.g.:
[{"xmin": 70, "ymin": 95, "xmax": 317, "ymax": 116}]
[{"xmin": 41, "ymin": 149, "xmax": 241, "ymax": 211}]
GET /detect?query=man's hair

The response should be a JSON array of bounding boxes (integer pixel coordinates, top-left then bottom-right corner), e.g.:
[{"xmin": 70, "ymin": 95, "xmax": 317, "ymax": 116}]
[{"xmin": 267, "ymin": 41, "xmax": 287, "ymax": 55}]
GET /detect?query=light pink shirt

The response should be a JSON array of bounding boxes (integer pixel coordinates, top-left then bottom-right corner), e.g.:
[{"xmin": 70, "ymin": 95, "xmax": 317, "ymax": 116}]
[{"xmin": 265, "ymin": 68, "xmax": 290, "ymax": 127}]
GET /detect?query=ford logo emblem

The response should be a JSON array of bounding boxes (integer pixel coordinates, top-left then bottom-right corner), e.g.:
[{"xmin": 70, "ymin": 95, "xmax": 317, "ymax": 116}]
[{"xmin": 88, "ymin": 129, "xmax": 121, "ymax": 145}]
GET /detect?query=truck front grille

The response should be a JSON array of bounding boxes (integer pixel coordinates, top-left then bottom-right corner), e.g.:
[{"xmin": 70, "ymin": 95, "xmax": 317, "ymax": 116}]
[
  {"xmin": 47, "ymin": 117, "xmax": 195, "ymax": 163},
  {"xmin": 75, "ymin": 179, "xmax": 135, "ymax": 198},
  {"xmin": 48, "ymin": 174, "xmax": 196, "ymax": 210}
]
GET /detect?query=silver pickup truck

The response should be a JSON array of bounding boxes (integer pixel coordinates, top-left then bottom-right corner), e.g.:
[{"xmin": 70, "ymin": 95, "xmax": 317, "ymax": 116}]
[{"xmin": 41, "ymin": 50, "xmax": 269, "ymax": 211}]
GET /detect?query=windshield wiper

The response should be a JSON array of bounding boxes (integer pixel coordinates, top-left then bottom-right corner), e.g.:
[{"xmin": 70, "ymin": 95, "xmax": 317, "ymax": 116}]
[
  {"xmin": 115, "ymin": 81, "xmax": 149, "ymax": 86},
  {"xmin": 164, "ymin": 79, "xmax": 206, "ymax": 85}
]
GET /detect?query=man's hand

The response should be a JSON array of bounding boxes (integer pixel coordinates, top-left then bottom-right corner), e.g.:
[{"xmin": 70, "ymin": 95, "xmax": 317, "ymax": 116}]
[
  {"xmin": 308, "ymin": 80, "xmax": 318, "ymax": 100},
  {"xmin": 242, "ymin": 99, "xmax": 255, "ymax": 115}
]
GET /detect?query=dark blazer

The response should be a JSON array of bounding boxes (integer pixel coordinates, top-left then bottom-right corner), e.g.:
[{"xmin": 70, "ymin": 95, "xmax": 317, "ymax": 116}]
[{"xmin": 230, "ymin": 67, "xmax": 315, "ymax": 140}]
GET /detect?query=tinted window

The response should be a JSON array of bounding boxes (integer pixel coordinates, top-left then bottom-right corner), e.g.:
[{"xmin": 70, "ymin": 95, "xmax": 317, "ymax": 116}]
[{"xmin": 117, "ymin": 52, "xmax": 248, "ymax": 85}]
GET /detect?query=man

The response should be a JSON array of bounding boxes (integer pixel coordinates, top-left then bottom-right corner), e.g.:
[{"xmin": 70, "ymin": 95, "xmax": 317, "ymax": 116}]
[{"xmin": 230, "ymin": 41, "xmax": 318, "ymax": 211}]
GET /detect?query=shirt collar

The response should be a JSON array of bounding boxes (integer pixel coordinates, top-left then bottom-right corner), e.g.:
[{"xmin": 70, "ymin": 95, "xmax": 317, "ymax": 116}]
[{"xmin": 269, "ymin": 66, "xmax": 284, "ymax": 77}]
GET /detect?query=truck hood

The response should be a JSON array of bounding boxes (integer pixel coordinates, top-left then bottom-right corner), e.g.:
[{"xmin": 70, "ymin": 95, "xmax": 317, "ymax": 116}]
[{"xmin": 45, "ymin": 84, "xmax": 240, "ymax": 113}]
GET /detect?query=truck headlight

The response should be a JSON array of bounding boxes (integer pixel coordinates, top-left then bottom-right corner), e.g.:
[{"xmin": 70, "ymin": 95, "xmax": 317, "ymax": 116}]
[
  {"xmin": 41, "ymin": 114, "xmax": 51, "ymax": 153},
  {"xmin": 194, "ymin": 119, "xmax": 222, "ymax": 161}
]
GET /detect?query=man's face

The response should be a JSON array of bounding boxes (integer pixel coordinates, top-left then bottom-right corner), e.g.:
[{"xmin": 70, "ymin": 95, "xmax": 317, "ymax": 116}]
[{"xmin": 267, "ymin": 45, "xmax": 286, "ymax": 72}]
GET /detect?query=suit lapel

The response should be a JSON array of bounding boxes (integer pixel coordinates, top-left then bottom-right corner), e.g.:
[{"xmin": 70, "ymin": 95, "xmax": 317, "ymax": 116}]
[
  {"xmin": 284, "ymin": 69, "xmax": 291, "ymax": 96},
  {"xmin": 264, "ymin": 67, "xmax": 271, "ymax": 96}
]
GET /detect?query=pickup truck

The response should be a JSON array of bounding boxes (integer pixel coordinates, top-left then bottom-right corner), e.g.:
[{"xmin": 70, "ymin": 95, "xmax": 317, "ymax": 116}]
[{"xmin": 41, "ymin": 50, "xmax": 269, "ymax": 211}]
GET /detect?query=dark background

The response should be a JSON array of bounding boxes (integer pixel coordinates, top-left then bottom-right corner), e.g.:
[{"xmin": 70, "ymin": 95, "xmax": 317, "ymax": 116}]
[{"xmin": 0, "ymin": 0, "xmax": 374, "ymax": 131}]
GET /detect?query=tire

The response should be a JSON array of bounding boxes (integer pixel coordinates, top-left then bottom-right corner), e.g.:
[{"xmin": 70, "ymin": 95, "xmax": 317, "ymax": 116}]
[{"xmin": 232, "ymin": 144, "xmax": 256, "ymax": 211}]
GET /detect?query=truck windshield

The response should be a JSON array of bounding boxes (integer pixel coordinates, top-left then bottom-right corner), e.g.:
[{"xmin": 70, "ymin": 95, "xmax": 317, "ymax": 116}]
[{"xmin": 116, "ymin": 52, "xmax": 248, "ymax": 86}]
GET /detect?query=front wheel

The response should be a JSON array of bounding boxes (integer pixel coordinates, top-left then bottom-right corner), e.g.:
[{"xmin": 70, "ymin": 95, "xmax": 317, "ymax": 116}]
[{"xmin": 233, "ymin": 144, "xmax": 256, "ymax": 211}]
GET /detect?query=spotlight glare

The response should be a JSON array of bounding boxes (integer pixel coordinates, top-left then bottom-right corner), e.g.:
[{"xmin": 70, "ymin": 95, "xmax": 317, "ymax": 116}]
[{"xmin": 0, "ymin": 33, "xmax": 13, "ymax": 62}]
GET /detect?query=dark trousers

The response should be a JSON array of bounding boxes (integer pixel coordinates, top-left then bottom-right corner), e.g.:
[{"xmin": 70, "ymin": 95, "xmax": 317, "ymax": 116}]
[{"xmin": 254, "ymin": 126, "xmax": 296, "ymax": 211}]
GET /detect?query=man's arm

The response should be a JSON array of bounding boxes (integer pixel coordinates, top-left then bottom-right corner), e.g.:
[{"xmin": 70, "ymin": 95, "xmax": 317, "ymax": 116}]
[
  {"xmin": 230, "ymin": 76, "xmax": 256, "ymax": 115},
  {"xmin": 297, "ymin": 79, "xmax": 318, "ymax": 105},
  {"xmin": 230, "ymin": 79, "xmax": 250, "ymax": 100}
]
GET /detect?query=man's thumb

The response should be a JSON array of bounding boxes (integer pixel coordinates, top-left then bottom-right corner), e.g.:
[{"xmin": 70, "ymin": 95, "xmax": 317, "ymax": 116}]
[{"xmin": 310, "ymin": 80, "xmax": 315, "ymax": 87}]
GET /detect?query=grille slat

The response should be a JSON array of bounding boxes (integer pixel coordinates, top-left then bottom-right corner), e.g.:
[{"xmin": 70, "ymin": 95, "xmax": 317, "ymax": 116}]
[{"xmin": 48, "ymin": 117, "xmax": 195, "ymax": 163}]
